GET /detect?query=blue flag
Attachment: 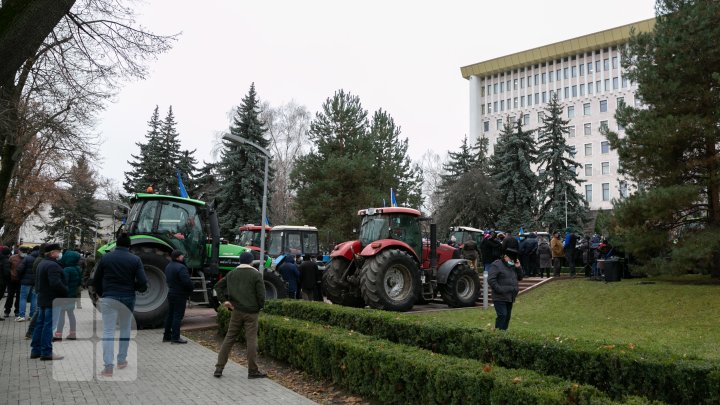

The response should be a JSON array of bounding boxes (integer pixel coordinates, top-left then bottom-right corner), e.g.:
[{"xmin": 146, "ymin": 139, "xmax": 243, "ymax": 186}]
[
  {"xmin": 176, "ymin": 169, "xmax": 189, "ymax": 198},
  {"xmin": 390, "ymin": 188, "xmax": 398, "ymax": 207}
]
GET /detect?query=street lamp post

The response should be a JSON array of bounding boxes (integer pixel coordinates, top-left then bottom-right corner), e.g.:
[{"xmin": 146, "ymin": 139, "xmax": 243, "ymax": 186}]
[{"xmin": 222, "ymin": 134, "xmax": 271, "ymax": 272}]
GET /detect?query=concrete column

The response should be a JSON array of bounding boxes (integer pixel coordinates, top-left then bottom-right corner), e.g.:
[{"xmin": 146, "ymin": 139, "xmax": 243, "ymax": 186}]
[{"xmin": 469, "ymin": 75, "xmax": 482, "ymax": 143}]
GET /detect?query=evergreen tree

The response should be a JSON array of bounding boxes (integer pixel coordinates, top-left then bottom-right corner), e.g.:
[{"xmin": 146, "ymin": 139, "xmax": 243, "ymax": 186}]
[
  {"xmin": 291, "ymin": 90, "xmax": 373, "ymax": 243},
  {"xmin": 606, "ymin": 0, "xmax": 720, "ymax": 277},
  {"xmin": 435, "ymin": 168, "xmax": 501, "ymax": 232},
  {"xmin": 368, "ymin": 109, "xmax": 424, "ymax": 209},
  {"xmin": 536, "ymin": 94, "xmax": 588, "ymax": 232},
  {"xmin": 488, "ymin": 117, "xmax": 538, "ymax": 231},
  {"xmin": 195, "ymin": 161, "xmax": 221, "ymax": 202},
  {"xmin": 440, "ymin": 135, "xmax": 476, "ymax": 187},
  {"xmin": 42, "ymin": 157, "xmax": 100, "ymax": 250},
  {"xmin": 217, "ymin": 83, "xmax": 273, "ymax": 239},
  {"xmin": 471, "ymin": 134, "xmax": 490, "ymax": 174},
  {"xmin": 124, "ymin": 106, "xmax": 163, "ymax": 194}
]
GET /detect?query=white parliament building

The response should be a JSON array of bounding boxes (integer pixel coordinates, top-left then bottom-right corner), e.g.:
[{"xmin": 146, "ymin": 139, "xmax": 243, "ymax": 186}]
[{"xmin": 462, "ymin": 18, "xmax": 654, "ymax": 210}]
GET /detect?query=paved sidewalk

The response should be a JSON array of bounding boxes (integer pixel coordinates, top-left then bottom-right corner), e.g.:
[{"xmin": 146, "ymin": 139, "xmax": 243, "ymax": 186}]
[{"xmin": 0, "ymin": 297, "xmax": 315, "ymax": 405}]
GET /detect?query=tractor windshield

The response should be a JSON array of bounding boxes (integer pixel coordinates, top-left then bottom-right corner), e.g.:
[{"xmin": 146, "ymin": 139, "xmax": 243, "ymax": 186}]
[
  {"xmin": 359, "ymin": 216, "xmax": 389, "ymax": 246},
  {"xmin": 238, "ymin": 230, "xmax": 260, "ymax": 247}
]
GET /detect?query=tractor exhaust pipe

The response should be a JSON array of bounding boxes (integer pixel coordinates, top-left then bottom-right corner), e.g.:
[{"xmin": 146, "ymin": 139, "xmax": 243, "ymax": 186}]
[
  {"xmin": 430, "ymin": 223, "xmax": 437, "ymax": 270},
  {"xmin": 207, "ymin": 200, "xmax": 220, "ymax": 276}
]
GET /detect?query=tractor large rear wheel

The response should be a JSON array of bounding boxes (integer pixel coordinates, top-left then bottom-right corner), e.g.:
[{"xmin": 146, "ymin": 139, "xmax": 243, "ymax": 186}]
[
  {"xmin": 360, "ymin": 249, "xmax": 418, "ymax": 311},
  {"xmin": 132, "ymin": 247, "xmax": 171, "ymax": 328},
  {"xmin": 439, "ymin": 263, "xmax": 481, "ymax": 308},
  {"xmin": 263, "ymin": 270, "xmax": 288, "ymax": 299},
  {"xmin": 322, "ymin": 258, "xmax": 364, "ymax": 307}
]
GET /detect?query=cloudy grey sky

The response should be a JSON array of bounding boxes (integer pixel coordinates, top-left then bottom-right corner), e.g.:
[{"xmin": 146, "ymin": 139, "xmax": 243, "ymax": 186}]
[{"xmin": 98, "ymin": 0, "xmax": 655, "ymax": 188}]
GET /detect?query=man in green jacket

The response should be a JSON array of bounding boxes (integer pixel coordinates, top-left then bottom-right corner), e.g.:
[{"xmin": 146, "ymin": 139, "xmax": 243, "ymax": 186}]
[{"xmin": 213, "ymin": 252, "xmax": 266, "ymax": 379}]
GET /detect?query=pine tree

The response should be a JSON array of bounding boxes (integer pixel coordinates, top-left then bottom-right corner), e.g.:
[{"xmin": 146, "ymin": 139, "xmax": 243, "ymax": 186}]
[
  {"xmin": 368, "ymin": 109, "xmax": 424, "ymax": 209},
  {"xmin": 217, "ymin": 83, "xmax": 273, "ymax": 239},
  {"xmin": 488, "ymin": 117, "xmax": 538, "ymax": 231},
  {"xmin": 435, "ymin": 167, "xmax": 501, "ymax": 232},
  {"xmin": 292, "ymin": 90, "xmax": 373, "ymax": 243},
  {"xmin": 471, "ymin": 134, "xmax": 490, "ymax": 174},
  {"xmin": 42, "ymin": 157, "xmax": 100, "ymax": 251},
  {"xmin": 440, "ymin": 135, "xmax": 476, "ymax": 187},
  {"xmin": 124, "ymin": 106, "xmax": 163, "ymax": 194},
  {"xmin": 606, "ymin": 0, "xmax": 720, "ymax": 276},
  {"xmin": 154, "ymin": 106, "xmax": 188, "ymax": 195},
  {"xmin": 536, "ymin": 93, "xmax": 588, "ymax": 232}
]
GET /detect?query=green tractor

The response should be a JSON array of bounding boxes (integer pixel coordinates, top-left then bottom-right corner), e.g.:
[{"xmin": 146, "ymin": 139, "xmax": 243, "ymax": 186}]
[{"xmin": 88, "ymin": 193, "xmax": 285, "ymax": 328}]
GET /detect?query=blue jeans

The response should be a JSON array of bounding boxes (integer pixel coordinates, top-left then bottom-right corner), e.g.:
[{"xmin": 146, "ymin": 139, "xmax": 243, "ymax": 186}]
[
  {"xmin": 18, "ymin": 285, "xmax": 37, "ymax": 318},
  {"xmin": 494, "ymin": 301, "xmax": 513, "ymax": 330},
  {"xmin": 30, "ymin": 307, "xmax": 55, "ymax": 357},
  {"xmin": 100, "ymin": 296, "xmax": 135, "ymax": 368}
]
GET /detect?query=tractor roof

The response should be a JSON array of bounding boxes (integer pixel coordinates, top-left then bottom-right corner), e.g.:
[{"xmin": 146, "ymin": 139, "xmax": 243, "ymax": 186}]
[
  {"xmin": 271, "ymin": 225, "xmax": 318, "ymax": 232},
  {"xmin": 132, "ymin": 193, "xmax": 206, "ymax": 206},
  {"xmin": 357, "ymin": 207, "xmax": 421, "ymax": 217},
  {"xmin": 451, "ymin": 226, "xmax": 484, "ymax": 233},
  {"xmin": 239, "ymin": 225, "xmax": 271, "ymax": 231}
]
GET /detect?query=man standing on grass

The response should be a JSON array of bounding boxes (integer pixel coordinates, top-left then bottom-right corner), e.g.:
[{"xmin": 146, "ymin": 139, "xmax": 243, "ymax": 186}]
[
  {"xmin": 213, "ymin": 252, "xmax": 266, "ymax": 379},
  {"xmin": 487, "ymin": 247, "xmax": 523, "ymax": 331}
]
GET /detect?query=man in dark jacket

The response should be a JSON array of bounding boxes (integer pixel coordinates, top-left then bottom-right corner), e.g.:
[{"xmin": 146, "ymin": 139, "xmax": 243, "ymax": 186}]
[
  {"xmin": 93, "ymin": 233, "xmax": 148, "ymax": 377},
  {"xmin": 519, "ymin": 233, "xmax": 539, "ymax": 277},
  {"xmin": 4, "ymin": 247, "xmax": 26, "ymax": 319},
  {"xmin": 277, "ymin": 255, "xmax": 300, "ymax": 299},
  {"xmin": 298, "ymin": 255, "xmax": 319, "ymax": 301},
  {"xmin": 480, "ymin": 233, "xmax": 502, "ymax": 273},
  {"xmin": 16, "ymin": 245, "xmax": 40, "ymax": 321},
  {"xmin": 563, "ymin": 229, "xmax": 578, "ymax": 277},
  {"xmin": 213, "ymin": 252, "xmax": 266, "ymax": 379},
  {"xmin": 487, "ymin": 247, "xmax": 523, "ymax": 331},
  {"xmin": 30, "ymin": 243, "xmax": 67, "ymax": 360},
  {"xmin": 163, "ymin": 250, "xmax": 193, "ymax": 344}
]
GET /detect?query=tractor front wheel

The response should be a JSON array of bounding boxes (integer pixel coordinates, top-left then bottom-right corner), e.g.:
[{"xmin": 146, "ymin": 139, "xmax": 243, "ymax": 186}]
[
  {"xmin": 360, "ymin": 249, "xmax": 418, "ymax": 311},
  {"xmin": 322, "ymin": 258, "xmax": 364, "ymax": 307},
  {"xmin": 132, "ymin": 247, "xmax": 171, "ymax": 328},
  {"xmin": 439, "ymin": 263, "xmax": 481, "ymax": 308}
]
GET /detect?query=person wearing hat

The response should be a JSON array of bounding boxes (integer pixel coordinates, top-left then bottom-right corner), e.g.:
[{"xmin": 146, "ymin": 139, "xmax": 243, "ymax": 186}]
[
  {"xmin": 30, "ymin": 243, "xmax": 67, "ymax": 360},
  {"xmin": 487, "ymin": 246, "xmax": 524, "ymax": 331},
  {"xmin": 213, "ymin": 252, "xmax": 266, "ymax": 379},
  {"xmin": 93, "ymin": 233, "xmax": 148, "ymax": 377},
  {"xmin": 163, "ymin": 250, "xmax": 193, "ymax": 344}
]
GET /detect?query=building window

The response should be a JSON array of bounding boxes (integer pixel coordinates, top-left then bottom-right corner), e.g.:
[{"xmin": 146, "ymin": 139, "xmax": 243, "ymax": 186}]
[
  {"xmin": 534, "ymin": 74, "xmax": 539, "ymax": 85},
  {"xmin": 487, "ymin": 103, "xmax": 492, "ymax": 113},
  {"xmin": 549, "ymin": 71, "xmax": 554, "ymax": 83},
  {"xmin": 570, "ymin": 146, "xmax": 577, "ymax": 158},
  {"xmin": 579, "ymin": 63, "xmax": 585, "ymax": 76},
  {"xmin": 618, "ymin": 121, "xmax": 625, "ymax": 131},
  {"xmin": 600, "ymin": 99, "xmax": 608, "ymax": 112},
  {"xmin": 588, "ymin": 82, "xmax": 594, "ymax": 95},
  {"xmin": 483, "ymin": 121, "xmax": 490, "ymax": 132},
  {"xmin": 535, "ymin": 93, "xmax": 539, "ymax": 104},
  {"xmin": 507, "ymin": 80, "xmax": 511, "ymax": 90},
  {"xmin": 482, "ymin": 104, "xmax": 485, "ymax": 115},
  {"xmin": 602, "ymin": 183, "xmax": 610, "ymax": 201},
  {"xmin": 527, "ymin": 95, "xmax": 532, "ymax": 107},
  {"xmin": 487, "ymin": 84, "xmax": 492, "ymax": 95},
  {"xmin": 619, "ymin": 181, "xmax": 628, "ymax": 198},
  {"xmin": 494, "ymin": 101, "xmax": 498, "ymax": 112},
  {"xmin": 506, "ymin": 98, "xmax": 511, "ymax": 109},
  {"xmin": 523, "ymin": 114, "xmax": 530, "ymax": 125},
  {"xmin": 513, "ymin": 79, "xmax": 518, "ymax": 90},
  {"xmin": 494, "ymin": 83, "xmax": 498, "ymax": 94},
  {"xmin": 612, "ymin": 77, "xmax": 619, "ymax": 90},
  {"xmin": 513, "ymin": 97, "xmax": 518, "ymax": 109},
  {"xmin": 622, "ymin": 76, "xmax": 629, "ymax": 88},
  {"xmin": 538, "ymin": 112, "xmax": 544, "ymax": 123},
  {"xmin": 585, "ymin": 164, "xmax": 593, "ymax": 176},
  {"xmin": 604, "ymin": 79, "xmax": 610, "ymax": 91},
  {"xmin": 600, "ymin": 120, "xmax": 609, "ymax": 131},
  {"xmin": 612, "ymin": 56, "xmax": 618, "ymax": 69},
  {"xmin": 527, "ymin": 75, "xmax": 532, "ymax": 87},
  {"xmin": 587, "ymin": 62, "xmax": 593, "ymax": 74},
  {"xmin": 584, "ymin": 123, "xmax": 591, "ymax": 135},
  {"xmin": 603, "ymin": 58, "xmax": 610, "ymax": 71},
  {"xmin": 580, "ymin": 83, "xmax": 586, "ymax": 96},
  {"xmin": 564, "ymin": 87, "xmax": 569, "ymax": 98},
  {"xmin": 572, "ymin": 85, "xmax": 578, "ymax": 97},
  {"xmin": 520, "ymin": 96, "xmax": 525, "ymax": 107},
  {"xmin": 520, "ymin": 77, "xmax": 525, "ymax": 88},
  {"xmin": 556, "ymin": 69, "xmax": 561, "ymax": 81},
  {"xmin": 601, "ymin": 141, "xmax": 610, "ymax": 154},
  {"xmin": 602, "ymin": 162, "xmax": 610, "ymax": 175},
  {"xmin": 571, "ymin": 66, "xmax": 577, "ymax": 77},
  {"xmin": 500, "ymin": 81, "xmax": 505, "ymax": 93},
  {"xmin": 568, "ymin": 106, "xmax": 575, "ymax": 119},
  {"xmin": 583, "ymin": 103, "xmax": 591, "ymax": 115},
  {"xmin": 596, "ymin": 81, "xmax": 602, "ymax": 93},
  {"xmin": 542, "ymin": 92, "xmax": 547, "ymax": 103},
  {"xmin": 585, "ymin": 184, "xmax": 593, "ymax": 202},
  {"xmin": 497, "ymin": 119, "xmax": 502, "ymax": 130},
  {"xmin": 569, "ymin": 125, "xmax": 576, "ymax": 137},
  {"xmin": 585, "ymin": 143, "xmax": 592, "ymax": 156},
  {"xmin": 500, "ymin": 100, "xmax": 505, "ymax": 111},
  {"xmin": 595, "ymin": 60, "xmax": 601, "ymax": 72}
]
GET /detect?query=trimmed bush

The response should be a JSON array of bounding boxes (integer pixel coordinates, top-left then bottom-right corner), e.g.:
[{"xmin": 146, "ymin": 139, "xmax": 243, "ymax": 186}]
[
  {"xmin": 256, "ymin": 314, "xmax": 632, "ymax": 405},
  {"xmin": 258, "ymin": 300, "xmax": 719, "ymax": 404}
]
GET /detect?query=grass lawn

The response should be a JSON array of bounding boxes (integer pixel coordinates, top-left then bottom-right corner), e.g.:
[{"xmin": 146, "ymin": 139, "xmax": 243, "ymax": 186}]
[{"xmin": 409, "ymin": 275, "xmax": 720, "ymax": 361}]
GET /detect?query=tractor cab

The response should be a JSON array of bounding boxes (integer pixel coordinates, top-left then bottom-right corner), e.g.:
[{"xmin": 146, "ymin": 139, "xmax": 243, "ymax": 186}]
[
  {"xmin": 236, "ymin": 224, "xmax": 271, "ymax": 258},
  {"xmin": 358, "ymin": 207, "xmax": 423, "ymax": 259},
  {"xmin": 268, "ymin": 225, "xmax": 321, "ymax": 259},
  {"xmin": 125, "ymin": 193, "xmax": 208, "ymax": 269},
  {"xmin": 448, "ymin": 226, "xmax": 485, "ymax": 247}
]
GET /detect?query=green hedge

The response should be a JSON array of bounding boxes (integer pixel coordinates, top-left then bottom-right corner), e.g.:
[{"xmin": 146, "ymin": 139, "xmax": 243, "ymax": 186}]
[
  {"xmin": 254, "ymin": 314, "xmax": 641, "ymax": 405},
  {"xmin": 259, "ymin": 300, "xmax": 719, "ymax": 405}
]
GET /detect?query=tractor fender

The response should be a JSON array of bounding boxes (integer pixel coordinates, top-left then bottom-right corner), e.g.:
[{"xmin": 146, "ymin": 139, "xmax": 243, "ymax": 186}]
[
  {"xmin": 360, "ymin": 239, "xmax": 420, "ymax": 263},
  {"xmin": 330, "ymin": 240, "xmax": 362, "ymax": 261},
  {"xmin": 436, "ymin": 259, "xmax": 470, "ymax": 285},
  {"xmin": 130, "ymin": 237, "xmax": 174, "ymax": 250}
]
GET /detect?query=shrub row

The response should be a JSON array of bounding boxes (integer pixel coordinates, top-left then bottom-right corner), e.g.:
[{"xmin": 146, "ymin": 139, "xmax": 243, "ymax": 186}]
[
  {"xmin": 241, "ymin": 313, "xmax": 656, "ymax": 405},
  {"xmin": 260, "ymin": 300, "xmax": 719, "ymax": 405}
]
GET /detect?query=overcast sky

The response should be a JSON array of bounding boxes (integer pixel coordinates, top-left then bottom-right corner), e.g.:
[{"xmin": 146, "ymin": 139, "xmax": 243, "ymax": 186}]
[{"xmin": 97, "ymin": 0, "xmax": 656, "ymax": 190}]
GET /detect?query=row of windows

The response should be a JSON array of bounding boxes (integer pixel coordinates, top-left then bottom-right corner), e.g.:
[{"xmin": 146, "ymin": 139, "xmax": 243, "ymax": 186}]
[
  {"xmin": 483, "ymin": 78, "xmax": 630, "ymax": 114},
  {"xmin": 485, "ymin": 56, "xmax": 621, "ymax": 96},
  {"xmin": 584, "ymin": 162, "xmax": 612, "ymax": 176},
  {"xmin": 585, "ymin": 181, "xmax": 629, "ymax": 202}
]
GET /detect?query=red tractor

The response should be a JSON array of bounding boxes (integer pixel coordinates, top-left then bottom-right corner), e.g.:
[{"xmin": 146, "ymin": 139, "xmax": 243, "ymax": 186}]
[
  {"xmin": 322, "ymin": 207, "xmax": 481, "ymax": 311},
  {"xmin": 236, "ymin": 224, "xmax": 271, "ymax": 259}
]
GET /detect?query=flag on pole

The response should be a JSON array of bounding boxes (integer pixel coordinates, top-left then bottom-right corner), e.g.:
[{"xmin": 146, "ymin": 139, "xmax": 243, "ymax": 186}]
[
  {"xmin": 176, "ymin": 169, "xmax": 189, "ymax": 198},
  {"xmin": 390, "ymin": 188, "xmax": 398, "ymax": 207}
]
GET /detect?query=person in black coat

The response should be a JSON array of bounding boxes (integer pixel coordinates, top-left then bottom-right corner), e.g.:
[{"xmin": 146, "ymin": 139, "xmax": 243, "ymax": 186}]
[
  {"xmin": 298, "ymin": 255, "xmax": 319, "ymax": 301},
  {"xmin": 30, "ymin": 243, "xmax": 67, "ymax": 360},
  {"xmin": 16, "ymin": 246, "xmax": 40, "ymax": 320},
  {"xmin": 487, "ymin": 247, "xmax": 523, "ymax": 331},
  {"xmin": 163, "ymin": 250, "xmax": 193, "ymax": 344},
  {"xmin": 480, "ymin": 233, "xmax": 502, "ymax": 273}
]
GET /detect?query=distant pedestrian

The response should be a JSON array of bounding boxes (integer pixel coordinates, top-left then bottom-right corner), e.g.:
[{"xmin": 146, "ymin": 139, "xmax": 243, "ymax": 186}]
[
  {"xmin": 163, "ymin": 250, "xmax": 193, "ymax": 344},
  {"xmin": 520, "ymin": 233, "xmax": 539, "ymax": 277},
  {"xmin": 16, "ymin": 245, "xmax": 40, "ymax": 321},
  {"xmin": 460, "ymin": 239, "xmax": 480, "ymax": 271},
  {"xmin": 277, "ymin": 255, "xmax": 299, "ymax": 299},
  {"xmin": 93, "ymin": 233, "xmax": 148, "ymax": 377},
  {"xmin": 54, "ymin": 250, "xmax": 82, "ymax": 341},
  {"xmin": 563, "ymin": 228, "xmax": 578, "ymax": 277},
  {"xmin": 3, "ymin": 247, "xmax": 26, "ymax": 319},
  {"xmin": 0, "ymin": 246, "xmax": 9, "ymax": 321},
  {"xmin": 298, "ymin": 255, "xmax": 319, "ymax": 301},
  {"xmin": 537, "ymin": 236, "xmax": 552, "ymax": 278},
  {"xmin": 550, "ymin": 232, "xmax": 565, "ymax": 277},
  {"xmin": 480, "ymin": 232, "xmax": 501, "ymax": 273},
  {"xmin": 487, "ymin": 247, "xmax": 523, "ymax": 331},
  {"xmin": 30, "ymin": 243, "xmax": 67, "ymax": 361},
  {"xmin": 213, "ymin": 252, "xmax": 266, "ymax": 379}
]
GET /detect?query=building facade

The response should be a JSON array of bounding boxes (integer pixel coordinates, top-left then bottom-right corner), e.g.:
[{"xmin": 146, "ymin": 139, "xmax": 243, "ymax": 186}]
[{"xmin": 461, "ymin": 18, "xmax": 654, "ymax": 210}]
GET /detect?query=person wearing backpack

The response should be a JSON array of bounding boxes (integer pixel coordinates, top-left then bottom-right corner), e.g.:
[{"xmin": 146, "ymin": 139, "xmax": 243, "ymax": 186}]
[{"xmin": 4, "ymin": 247, "xmax": 27, "ymax": 318}]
